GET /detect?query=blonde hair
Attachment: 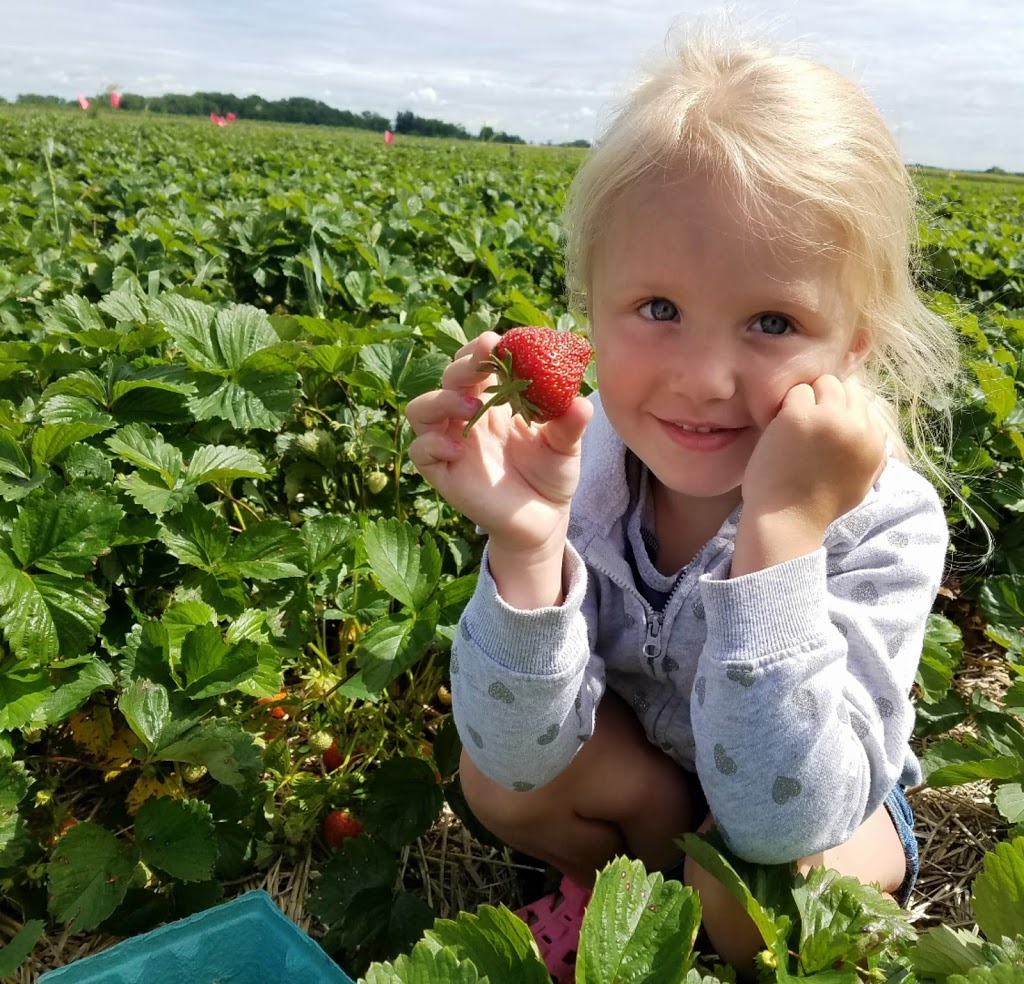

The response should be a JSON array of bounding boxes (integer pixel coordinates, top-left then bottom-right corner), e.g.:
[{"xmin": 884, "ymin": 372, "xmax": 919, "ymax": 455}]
[{"xmin": 562, "ymin": 19, "xmax": 962, "ymax": 477}]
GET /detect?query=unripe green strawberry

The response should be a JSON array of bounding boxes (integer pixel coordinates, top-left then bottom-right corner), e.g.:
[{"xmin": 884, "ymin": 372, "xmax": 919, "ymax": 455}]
[
  {"xmin": 284, "ymin": 815, "xmax": 309, "ymax": 845},
  {"xmin": 181, "ymin": 764, "xmax": 208, "ymax": 783},
  {"xmin": 463, "ymin": 326, "xmax": 592, "ymax": 435},
  {"xmin": 366, "ymin": 471, "xmax": 388, "ymax": 494},
  {"xmin": 308, "ymin": 730, "xmax": 334, "ymax": 754}
]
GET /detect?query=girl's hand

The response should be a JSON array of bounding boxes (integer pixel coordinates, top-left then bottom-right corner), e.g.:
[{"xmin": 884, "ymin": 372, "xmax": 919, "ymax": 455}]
[
  {"xmin": 406, "ymin": 332, "xmax": 594, "ymax": 558},
  {"xmin": 741, "ymin": 374, "xmax": 887, "ymax": 537}
]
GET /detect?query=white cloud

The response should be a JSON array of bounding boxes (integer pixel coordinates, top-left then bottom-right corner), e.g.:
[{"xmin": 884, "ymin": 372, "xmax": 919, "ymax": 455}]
[
  {"xmin": 409, "ymin": 86, "xmax": 439, "ymax": 105},
  {"xmin": 0, "ymin": 0, "xmax": 1021, "ymax": 168}
]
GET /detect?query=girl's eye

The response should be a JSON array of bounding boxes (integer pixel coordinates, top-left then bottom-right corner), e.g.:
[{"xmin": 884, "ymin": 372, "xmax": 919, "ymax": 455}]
[
  {"xmin": 751, "ymin": 313, "xmax": 794, "ymax": 336},
  {"xmin": 640, "ymin": 298, "xmax": 678, "ymax": 322}
]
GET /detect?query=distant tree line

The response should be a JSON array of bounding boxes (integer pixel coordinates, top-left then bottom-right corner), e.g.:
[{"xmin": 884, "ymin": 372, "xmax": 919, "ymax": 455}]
[{"xmin": 8, "ymin": 91, "xmax": 542, "ymax": 144}]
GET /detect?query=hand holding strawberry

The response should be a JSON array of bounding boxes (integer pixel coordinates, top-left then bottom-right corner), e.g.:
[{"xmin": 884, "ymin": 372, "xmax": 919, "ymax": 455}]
[
  {"xmin": 406, "ymin": 328, "xmax": 594, "ymax": 558},
  {"xmin": 462, "ymin": 326, "xmax": 593, "ymax": 435}
]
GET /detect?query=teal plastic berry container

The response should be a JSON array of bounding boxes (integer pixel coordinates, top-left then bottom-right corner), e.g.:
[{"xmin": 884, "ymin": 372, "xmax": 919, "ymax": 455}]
[{"xmin": 37, "ymin": 889, "xmax": 355, "ymax": 983}]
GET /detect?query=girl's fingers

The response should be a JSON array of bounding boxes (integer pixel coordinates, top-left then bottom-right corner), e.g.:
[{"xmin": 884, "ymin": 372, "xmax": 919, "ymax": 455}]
[
  {"xmin": 407, "ymin": 431, "xmax": 466, "ymax": 472},
  {"xmin": 406, "ymin": 388, "xmax": 483, "ymax": 436},
  {"xmin": 442, "ymin": 332, "xmax": 501, "ymax": 390},
  {"xmin": 811, "ymin": 373, "xmax": 846, "ymax": 407},
  {"xmin": 779, "ymin": 381, "xmax": 816, "ymax": 415}
]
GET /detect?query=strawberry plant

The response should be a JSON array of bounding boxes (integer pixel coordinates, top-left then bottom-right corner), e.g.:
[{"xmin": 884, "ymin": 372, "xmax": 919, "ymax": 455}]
[{"xmin": 0, "ymin": 106, "xmax": 1023, "ymax": 981}]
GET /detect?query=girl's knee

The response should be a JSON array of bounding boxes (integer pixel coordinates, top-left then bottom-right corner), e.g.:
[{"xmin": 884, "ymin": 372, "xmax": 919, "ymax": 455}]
[{"xmin": 458, "ymin": 748, "xmax": 561, "ymax": 829}]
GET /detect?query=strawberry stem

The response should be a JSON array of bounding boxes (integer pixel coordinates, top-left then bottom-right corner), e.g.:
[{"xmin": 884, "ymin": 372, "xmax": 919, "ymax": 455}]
[{"xmin": 461, "ymin": 352, "xmax": 533, "ymax": 436}]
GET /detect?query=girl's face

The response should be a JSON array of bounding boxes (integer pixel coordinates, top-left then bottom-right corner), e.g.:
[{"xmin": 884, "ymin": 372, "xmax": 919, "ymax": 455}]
[{"xmin": 588, "ymin": 174, "xmax": 868, "ymax": 520}]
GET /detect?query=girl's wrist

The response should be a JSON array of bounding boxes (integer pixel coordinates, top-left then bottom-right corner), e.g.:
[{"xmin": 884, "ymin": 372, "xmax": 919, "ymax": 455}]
[
  {"xmin": 731, "ymin": 509, "xmax": 827, "ymax": 576},
  {"xmin": 486, "ymin": 534, "xmax": 569, "ymax": 609}
]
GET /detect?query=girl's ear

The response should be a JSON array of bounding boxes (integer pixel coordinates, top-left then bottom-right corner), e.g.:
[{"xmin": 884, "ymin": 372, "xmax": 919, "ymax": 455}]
[{"xmin": 841, "ymin": 327, "xmax": 871, "ymax": 375}]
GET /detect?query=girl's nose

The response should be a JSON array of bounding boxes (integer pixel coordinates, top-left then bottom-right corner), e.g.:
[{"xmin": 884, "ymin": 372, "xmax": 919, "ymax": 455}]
[{"xmin": 669, "ymin": 333, "xmax": 737, "ymax": 403}]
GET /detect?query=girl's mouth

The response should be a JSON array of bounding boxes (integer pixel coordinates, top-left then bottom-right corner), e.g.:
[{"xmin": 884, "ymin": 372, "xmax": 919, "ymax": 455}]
[{"xmin": 660, "ymin": 419, "xmax": 746, "ymax": 451}]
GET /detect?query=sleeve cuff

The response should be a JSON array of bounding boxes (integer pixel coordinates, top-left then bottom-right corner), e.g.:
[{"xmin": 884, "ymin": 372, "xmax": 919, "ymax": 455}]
[
  {"xmin": 460, "ymin": 540, "xmax": 590, "ymax": 676},
  {"xmin": 699, "ymin": 548, "xmax": 833, "ymax": 658}
]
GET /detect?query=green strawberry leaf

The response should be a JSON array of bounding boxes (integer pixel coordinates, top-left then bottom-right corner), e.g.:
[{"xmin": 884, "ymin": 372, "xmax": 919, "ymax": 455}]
[
  {"xmin": 183, "ymin": 443, "xmax": 267, "ymax": 487},
  {"xmin": 0, "ymin": 661, "xmax": 114, "ymax": 731},
  {"xmin": 158, "ymin": 298, "xmax": 298, "ymax": 430},
  {"xmin": 32, "ymin": 420, "xmax": 113, "ymax": 466},
  {"xmin": 134, "ymin": 797, "xmax": 217, "ymax": 882},
  {"xmin": 302, "ymin": 513, "xmax": 356, "ymax": 575},
  {"xmin": 949, "ymin": 965, "xmax": 1024, "ymax": 984},
  {"xmin": 677, "ymin": 831, "xmax": 787, "ymax": 952},
  {"xmin": 309, "ymin": 833, "xmax": 398, "ymax": 953},
  {"xmin": 576, "ymin": 856, "xmax": 701, "ymax": 984},
  {"xmin": 98, "ymin": 282, "xmax": 146, "ymax": 324},
  {"xmin": 971, "ymin": 837, "xmax": 1024, "ymax": 941},
  {"xmin": 792, "ymin": 866, "xmax": 914, "ymax": 973},
  {"xmin": 121, "ymin": 471, "xmax": 194, "ymax": 516},
  {"xmin": 422, "ymin": 904, "xmax": 550, "ymax": 984},
  {"xmin": 362, "ymin": 941, "xmax": 485, "ymax": 984},
  {"xmin": 360, "ymin": 757, "xmax": 444, "ymax": 850},
  {"xmin": 362, "ymin": 518, "xmax": 441, "ymax": 611},
  {"xmin": 0, "ymin": 919, "xmax": 44, "ymax": 977},
  {"xmin": 221, "ymin": 520, "xmax": 305, "ymax": 580},
  {"xmin": 158, "ymin": 500, "xmax": 231, "ymax": 570},
  {"xmin": 11, "ymin": 490, "xmax": 123, "ymax": 576},
  {"xmin": 47, "ymin": 823, "xmax": 138, "ymax": 931},
  {"xmin": 119, "ymin": 678, "xmax": 172, "ymax": 750},
  {"xmin": 356, "ymin": 609, "xmax": 438, "ymax": 694},
  {"xmin": 385, "ymin": 893, "xmax": 442, "ymax": 967},
  {"xmin": 994, "ymin": 783, "xmax": 1024, "ymax": 824},
  {"xmin": 0, "ymin": 762, "xmax": 32, "ymax": 869},
  {"xmin": 911, "ymin": 925, "xmax": 990, "ymax": 978},
  {"xmin": 155, "ymin": 720, "xmax": 263, "ymax": 790},
  {"xmin": 917, "ymin": 613, "xmax": 964, "ymax": 704},
  {"xmin": 187, "ymin": 369, "xmax": 298, "ymax": 431},
  {"xmin": 180, "ymin": 624, "xmax": 262, "ymax": 698},
  {"xmin": 106, "ymin": 422, "xmax": 183, "ymax": 486},
  {"xmin": 0, "ymin": 554, "xmax": 107, "ymax": 663}
]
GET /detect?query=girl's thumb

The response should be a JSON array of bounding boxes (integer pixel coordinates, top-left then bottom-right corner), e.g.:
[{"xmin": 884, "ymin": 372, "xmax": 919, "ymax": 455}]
[{"xmin": 541, "ymin": 396, "xmax": 594, "ymax": 454}]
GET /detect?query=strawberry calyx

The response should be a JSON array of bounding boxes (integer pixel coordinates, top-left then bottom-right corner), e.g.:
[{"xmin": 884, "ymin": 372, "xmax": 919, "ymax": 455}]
[{"xmin": 462, "ymin": 348, "xmax": 542, "ymax": 435}]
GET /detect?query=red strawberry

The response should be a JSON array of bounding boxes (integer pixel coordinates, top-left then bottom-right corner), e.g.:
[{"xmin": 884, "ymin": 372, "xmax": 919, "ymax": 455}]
[
  {"xmin": 322, "ymin": 742, "xmax": 345, "ymax": 773},
  {"xmin": 50, "ymin": 817, "xmax": 79, "ymax": 845},
  {"xmin": 463, "ymin": 327, "xmax": 592, "ymax": 435},
  {"xmin": 258, "ymin": 691, "xmax": 288, "ymax": 719},
  {"xmin": 323, "ymin": 809, "xmax": 363, "ymax": 848}
]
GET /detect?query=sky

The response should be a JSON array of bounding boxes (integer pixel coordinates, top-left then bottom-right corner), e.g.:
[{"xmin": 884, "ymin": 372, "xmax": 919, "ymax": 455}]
[{"xmin": 2, "ymin": 0, "xmax": 1022, "ymax": 172}]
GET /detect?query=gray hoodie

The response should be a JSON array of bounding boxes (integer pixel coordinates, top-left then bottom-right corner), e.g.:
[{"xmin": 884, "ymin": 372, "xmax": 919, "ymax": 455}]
[{"xmin": 451, "ymin": 394, "xmax": 948, "ymax": 863}]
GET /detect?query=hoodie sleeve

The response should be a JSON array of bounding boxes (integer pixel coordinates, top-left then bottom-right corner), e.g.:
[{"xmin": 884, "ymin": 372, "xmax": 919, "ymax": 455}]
[
  {"xmin": 690, "ymin": 465, "xmax": 947, "ymax": 863},
  {"xmin": 450, "ymin": 540, "xmax": 606, "ymax": 791}
]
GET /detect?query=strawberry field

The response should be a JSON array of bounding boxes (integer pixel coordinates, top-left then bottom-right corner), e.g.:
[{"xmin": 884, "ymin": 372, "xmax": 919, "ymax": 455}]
[{"xmin": 1, "ymin": 106, "xmax": 1024, "ymax": 982}]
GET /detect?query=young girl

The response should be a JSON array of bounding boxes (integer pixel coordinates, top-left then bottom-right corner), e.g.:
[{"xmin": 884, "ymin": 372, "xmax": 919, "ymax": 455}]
[{"xmin": 406, "ymin": 21, "xmax": 960, "ymax": 979}]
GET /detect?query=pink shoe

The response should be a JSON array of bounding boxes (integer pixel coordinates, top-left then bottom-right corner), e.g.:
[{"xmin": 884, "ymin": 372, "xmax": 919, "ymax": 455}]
[{"xmin": 514, "ymin": 875, "xmax": 592, "ymax": 982}]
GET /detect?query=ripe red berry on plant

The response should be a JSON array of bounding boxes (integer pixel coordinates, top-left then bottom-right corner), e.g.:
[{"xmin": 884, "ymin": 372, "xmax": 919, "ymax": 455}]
[
  {"xmin": 462, "ymin": 326, "xmax": 592, "ymax": 435},
  {"xmin": 322, "ymin": 741, "xmax": 345, "ymax": 773},
  {"xmin": 323, "ymin": 809, "xmax": 363, "ymax": 848}
]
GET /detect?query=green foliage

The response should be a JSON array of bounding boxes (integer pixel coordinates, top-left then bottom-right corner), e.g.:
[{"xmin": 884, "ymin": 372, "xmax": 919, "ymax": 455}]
[
  {"xmin": 576, "ymin": 857, "xmax": 701, "ymax": 983},
  {"xmin": 0, "ymin": 107, "xmax": 1021, "ymax": 981}
]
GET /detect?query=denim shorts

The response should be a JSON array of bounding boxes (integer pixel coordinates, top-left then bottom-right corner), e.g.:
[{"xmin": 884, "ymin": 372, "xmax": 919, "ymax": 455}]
[{"xmin": 883, "ymin": 783, "xmax": 919, "ymax": 907}]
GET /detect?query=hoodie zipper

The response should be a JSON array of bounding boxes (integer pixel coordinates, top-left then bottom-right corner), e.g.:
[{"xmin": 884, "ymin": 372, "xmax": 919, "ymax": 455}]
[{"xmin": 642, "ymin": 611, "xmax": 664, "ymax": 658}]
